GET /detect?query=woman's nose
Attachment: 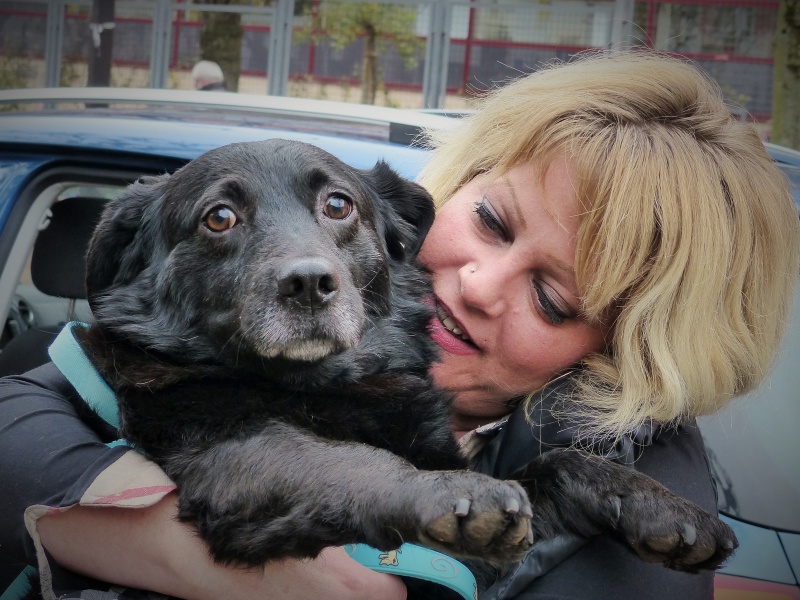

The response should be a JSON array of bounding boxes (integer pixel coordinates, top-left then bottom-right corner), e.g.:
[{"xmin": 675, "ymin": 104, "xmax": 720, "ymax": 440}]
[{"xmin": 459, "ymin": 263, "xmax": 507, "ymax": 318}]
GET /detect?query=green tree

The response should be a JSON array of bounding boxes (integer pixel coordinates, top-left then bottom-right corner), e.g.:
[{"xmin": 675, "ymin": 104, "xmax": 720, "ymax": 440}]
[
  {"xmin": 772, "ymin": 0, "xmax": 800, "ymax": 149},
  {"xmin": 298, "ymin": 1, "xmax": 423, "ymax": 104}
]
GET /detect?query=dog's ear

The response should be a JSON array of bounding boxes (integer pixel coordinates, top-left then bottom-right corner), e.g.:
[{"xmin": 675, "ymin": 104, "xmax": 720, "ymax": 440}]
[
  {"xmin": 364, "ymin": 161, "xmax": 436, "ymax": 262},
  {"xmin": 85, "ymin": 173, "xmax": 169, "ymax": 310}
]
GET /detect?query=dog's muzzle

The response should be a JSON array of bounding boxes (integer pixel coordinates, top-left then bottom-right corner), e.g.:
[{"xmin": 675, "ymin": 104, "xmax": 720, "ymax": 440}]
[{"xmin": 239, "ymin": 255, "xmax": 367, "ymax": 363}]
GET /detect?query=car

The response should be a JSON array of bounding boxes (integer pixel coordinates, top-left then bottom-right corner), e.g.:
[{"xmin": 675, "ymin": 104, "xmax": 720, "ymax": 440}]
[
  {"xmin": 696, "ymin": 139, "xmax": 800, "ymax": 600},
  {"xmin": 0, "ymin": 87, "xmax": 797, "ymax": 598}
]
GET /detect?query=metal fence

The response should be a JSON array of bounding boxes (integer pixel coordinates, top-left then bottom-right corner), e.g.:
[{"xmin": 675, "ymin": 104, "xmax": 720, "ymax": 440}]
[{"xmin": 0, "ymin": 0, "xmax": 780, "ymax": 120}]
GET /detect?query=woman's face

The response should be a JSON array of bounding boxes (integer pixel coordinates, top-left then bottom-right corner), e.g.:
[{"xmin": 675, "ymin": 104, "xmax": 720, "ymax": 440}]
[{"xmin": 418, "ymin": 157, "xmax": 609, "ymax": 428}]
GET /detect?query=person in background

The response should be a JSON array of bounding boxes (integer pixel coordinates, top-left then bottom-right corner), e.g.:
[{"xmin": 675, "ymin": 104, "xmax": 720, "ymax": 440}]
[
  {"xmin": 1, "ymin": 50, "xmax": 798, "ymax": 600},
  {"xmin": 191, "ymin": 60, "xmax": 227, "ymax": 91}
]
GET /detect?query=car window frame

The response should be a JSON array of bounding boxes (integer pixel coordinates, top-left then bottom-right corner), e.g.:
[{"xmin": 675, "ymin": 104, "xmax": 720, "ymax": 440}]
[{"xmin": 0, "ymin": 163, "xmax": 171, "ymax": 330}]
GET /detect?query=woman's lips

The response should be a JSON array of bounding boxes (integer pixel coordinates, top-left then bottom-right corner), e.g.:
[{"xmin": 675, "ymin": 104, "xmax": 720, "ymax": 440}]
[{"xmin": 427, "ymin": 300, "xmax": 478, "ymax": 356}]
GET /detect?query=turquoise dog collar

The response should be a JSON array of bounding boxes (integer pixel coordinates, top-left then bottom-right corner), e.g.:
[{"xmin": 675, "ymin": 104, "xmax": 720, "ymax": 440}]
[
  {"xmin": 48, "ymin": 322, "xmax": 478, "ymax": 598},
  {"xmin": 347, "ymin": 543, "xmax": 477, "ymax": 600},
  {"xmin": 49, "ymin": 321, "xmax": 120, "ymax": 429}
]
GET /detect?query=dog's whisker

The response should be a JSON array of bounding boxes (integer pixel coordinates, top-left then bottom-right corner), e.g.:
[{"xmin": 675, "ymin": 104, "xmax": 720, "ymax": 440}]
[
  {"xmin": 356, "ymin": 269, "xmax": 383, "ymax": 294},
  {"xmin": 217, "ymin": 330, "xmax": 240, "ymax": 355}
]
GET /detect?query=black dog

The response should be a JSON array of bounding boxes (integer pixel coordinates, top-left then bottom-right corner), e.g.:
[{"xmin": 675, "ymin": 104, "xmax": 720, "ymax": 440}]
[{"xmin": 72, "ymin": 139, "xmax": 735, "ymax": 596}]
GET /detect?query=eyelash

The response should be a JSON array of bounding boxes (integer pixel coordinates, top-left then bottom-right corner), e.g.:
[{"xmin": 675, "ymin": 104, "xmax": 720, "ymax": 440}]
[
  {"xmin": 535, "ymin": 284, "xmax": 568, "ymax": 325},
  {"xmin": 473, "ymin": 199, "xmax": 570, "ymax": 326},
  {"xmin": 474, "ymin": 200, "xmax": 506, "ymax": 239}
]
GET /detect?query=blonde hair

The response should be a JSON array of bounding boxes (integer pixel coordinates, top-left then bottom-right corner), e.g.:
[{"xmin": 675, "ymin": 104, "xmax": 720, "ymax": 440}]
[{"xmin": 419, "ymin": 51, "xmax": 800, "ymax": 439}]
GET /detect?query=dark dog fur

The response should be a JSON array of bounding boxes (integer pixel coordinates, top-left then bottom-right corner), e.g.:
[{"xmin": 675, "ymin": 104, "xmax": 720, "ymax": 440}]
[{"xmin": 67, "ymin": 140, "xmax": 735, "ymax": 597}]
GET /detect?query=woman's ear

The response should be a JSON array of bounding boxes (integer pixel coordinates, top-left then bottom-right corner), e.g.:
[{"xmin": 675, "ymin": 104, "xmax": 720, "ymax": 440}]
[
  {"xmin": 85, "ymin": 173, "xmax": 170, "ymax": 310},
  {"xmin": 363, "ymin": 161, "xmax": 436, "ymax": 262}
]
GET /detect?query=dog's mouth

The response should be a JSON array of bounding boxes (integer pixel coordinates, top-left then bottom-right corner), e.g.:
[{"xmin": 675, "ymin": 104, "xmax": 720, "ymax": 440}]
[
  {"xmin": 242, "ymin": 315, "xmax": 362, "ymax": 363},
  {"xmin": 257, "ymin": 338, "xmax": 342, "ymax": 362}
]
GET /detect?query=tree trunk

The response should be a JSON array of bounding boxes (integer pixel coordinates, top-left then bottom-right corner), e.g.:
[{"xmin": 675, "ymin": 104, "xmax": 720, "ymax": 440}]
[
  {"xmin": 772, "ymin": 0, "xmax": 800, "ymax": 149},
  {"xmin": 198, "ymin": 0, "xmax": 244, "ymax": 92},
  {"xmin": 361, "ymin": 27, "xmax": 377, "ymax": 105},
  {"xmin": 87, "ymin": 0, "xmax": 114, "ymax": 87}
]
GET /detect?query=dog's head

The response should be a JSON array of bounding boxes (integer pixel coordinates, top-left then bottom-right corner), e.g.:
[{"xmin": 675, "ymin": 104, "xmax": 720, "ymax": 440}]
[{"xmin": 85, "ymin": 139, "xmax": 435, "ymax": 372}]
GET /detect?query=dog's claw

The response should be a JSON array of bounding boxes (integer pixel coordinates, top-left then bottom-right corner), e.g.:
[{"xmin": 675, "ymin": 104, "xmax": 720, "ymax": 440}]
[
  {"xmin": 525, "ymin": 528, "xmax": 535, "ymax": 545},
  {"xmin": 454, "ymin": 497, "xmax": 471, "ymax": 517},
  {"xmin": 505, "ymin": 497, "xmax": 520, "ymax": 514},
  {"xmin": 681, "ymin": 523, "xmax": 697, "ymax": 546},
  {"xmin": 723, "ymin": 538, "xmax": 735, "ymax": 550}
]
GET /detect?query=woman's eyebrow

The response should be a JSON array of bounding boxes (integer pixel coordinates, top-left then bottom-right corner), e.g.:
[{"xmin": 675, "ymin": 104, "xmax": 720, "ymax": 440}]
[{"xmin": 548, "ymin": 255, "xmax": 577, "ymax": 283}]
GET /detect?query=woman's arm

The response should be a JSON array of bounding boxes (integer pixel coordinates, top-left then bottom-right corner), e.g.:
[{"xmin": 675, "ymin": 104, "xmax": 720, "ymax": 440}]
[
  {"xmin": 0, "ymin": 365, "xmax": 405, "ymax": 600},
  {"xmin": 38, "ymin": 495, "xmax": 407, "ymax": 600}
]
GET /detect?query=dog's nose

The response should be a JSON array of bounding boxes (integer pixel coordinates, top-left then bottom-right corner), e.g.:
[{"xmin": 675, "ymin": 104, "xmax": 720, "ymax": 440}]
[{"xmin": 277, "ymin": 258, "xmax": 339, "ymax": 308}]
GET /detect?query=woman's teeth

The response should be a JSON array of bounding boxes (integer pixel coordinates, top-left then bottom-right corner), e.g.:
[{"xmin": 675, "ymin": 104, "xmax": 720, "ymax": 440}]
[{"xmin": 437, "ymin": 305, "xmax": 471, "ymax": 342}]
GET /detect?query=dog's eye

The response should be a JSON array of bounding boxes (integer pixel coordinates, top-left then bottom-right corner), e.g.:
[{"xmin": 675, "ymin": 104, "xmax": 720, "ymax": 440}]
[
  {"xmin": 323, "ymin": 194, "xmax": 353, "ymax": 220},
  {"xmin": 203, "ymin": 206, "xmax": 238, "ymax": 232}
]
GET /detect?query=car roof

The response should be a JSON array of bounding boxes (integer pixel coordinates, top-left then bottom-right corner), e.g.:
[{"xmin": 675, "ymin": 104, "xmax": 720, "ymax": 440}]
[
  {"xmin": 0, "ymin": 87, "xmax": 456, "ymax": 179},
  {"xmin": 764, "ymin": 141, "xmax": 800, "ymax": 168}
]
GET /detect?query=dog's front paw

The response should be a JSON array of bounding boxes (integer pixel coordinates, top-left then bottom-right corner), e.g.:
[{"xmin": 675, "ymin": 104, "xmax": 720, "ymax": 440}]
[
  {"xmin": 615, "ymin": 488, "xmax": 737, "ymax": 572},
  {"xmin": 413, "ymin": 471, "xmax": 533, "ymax": 564},
  {"xmin": 523, "ymin": 448, "xmax": 737, "ymax": 572}
]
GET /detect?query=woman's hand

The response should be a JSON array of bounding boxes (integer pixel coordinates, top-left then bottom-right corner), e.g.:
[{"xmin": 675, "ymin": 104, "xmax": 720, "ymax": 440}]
[{"xmin": 38, "ymin": 493, "xmax": 407, "ymax": 600}]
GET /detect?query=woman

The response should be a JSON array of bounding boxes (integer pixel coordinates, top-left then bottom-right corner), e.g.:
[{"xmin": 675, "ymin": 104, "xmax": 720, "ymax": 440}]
[{"xmin": 1, "ymin": 51, "xmax": 798, "ymax": 600}]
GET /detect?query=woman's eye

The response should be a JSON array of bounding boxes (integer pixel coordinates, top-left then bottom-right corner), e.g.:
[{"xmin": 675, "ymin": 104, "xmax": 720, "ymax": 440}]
[
  {"xmin": 323, "ymin": 194, "xmax": 353, "ymax": 220},
  {"xmin": 203, "ymin": 205, "xmax": 238, "ymax": 232},
  {"xmin": 474, "ymin": 200, "xmax": 507, "ymax": 239},
  {"xmin": 534, "ymin": 281, "xmax": 572, "ymax": 326}
]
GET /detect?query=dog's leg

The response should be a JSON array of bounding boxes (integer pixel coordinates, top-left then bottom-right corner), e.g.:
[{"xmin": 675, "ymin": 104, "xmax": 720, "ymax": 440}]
[
  {"xmin": 161, "ymin": 421, "xmax": 533, "ymax": 567},
  {"xmin": 511, "ymin": 448, "xmax": 737, "ymax": 572}
]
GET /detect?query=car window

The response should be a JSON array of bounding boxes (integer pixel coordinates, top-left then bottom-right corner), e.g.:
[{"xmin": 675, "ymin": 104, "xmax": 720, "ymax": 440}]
[
  {"xmin": 698, "ymin": 279, "xmax": 800, "ymax": 533},
  {"xmin": 10, "ymin": 185, "xmax": 120, "ymax": 290},
  {"xmin": 1, "ymin": 184, "xmax": 121, "ymax": 352},
  {"xmin": 58, "ymin": 185, "xmax": 122, "ymax": 201}
]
